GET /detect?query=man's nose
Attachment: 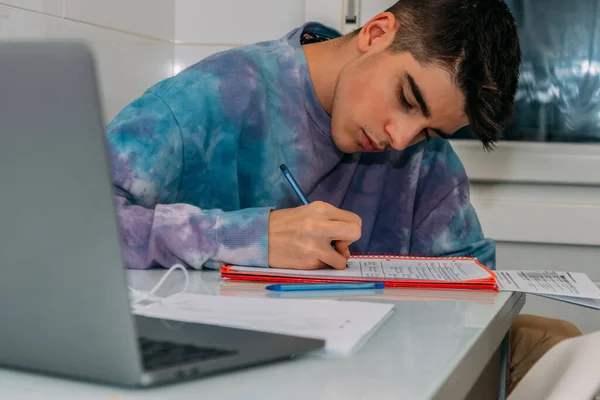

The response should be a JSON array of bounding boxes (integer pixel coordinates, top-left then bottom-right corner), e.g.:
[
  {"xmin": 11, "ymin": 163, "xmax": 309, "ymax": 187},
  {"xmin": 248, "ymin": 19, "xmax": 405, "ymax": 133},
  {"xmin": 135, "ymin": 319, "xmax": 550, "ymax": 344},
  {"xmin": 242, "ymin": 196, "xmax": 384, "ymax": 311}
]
[{"xmin": 384, "ymin": 120, "xmax": 423, "ymax": 151}]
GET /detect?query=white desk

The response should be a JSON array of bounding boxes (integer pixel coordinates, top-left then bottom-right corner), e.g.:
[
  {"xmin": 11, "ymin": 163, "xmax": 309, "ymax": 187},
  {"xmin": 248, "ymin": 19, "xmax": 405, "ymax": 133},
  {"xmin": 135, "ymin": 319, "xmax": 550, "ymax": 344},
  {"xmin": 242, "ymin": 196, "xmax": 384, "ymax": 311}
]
[{"xmin": 0, "ymin": 270, "xmax": 524, "ymax": 400}]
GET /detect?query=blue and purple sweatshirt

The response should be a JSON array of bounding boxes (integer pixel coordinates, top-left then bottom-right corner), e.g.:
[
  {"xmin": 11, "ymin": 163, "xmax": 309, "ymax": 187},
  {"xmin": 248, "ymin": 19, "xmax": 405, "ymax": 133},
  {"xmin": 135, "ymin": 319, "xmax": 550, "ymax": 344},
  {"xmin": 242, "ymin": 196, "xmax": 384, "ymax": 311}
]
[{"xmin": 105, "ymin": 23, "xmax": 495, "ymax": 271}]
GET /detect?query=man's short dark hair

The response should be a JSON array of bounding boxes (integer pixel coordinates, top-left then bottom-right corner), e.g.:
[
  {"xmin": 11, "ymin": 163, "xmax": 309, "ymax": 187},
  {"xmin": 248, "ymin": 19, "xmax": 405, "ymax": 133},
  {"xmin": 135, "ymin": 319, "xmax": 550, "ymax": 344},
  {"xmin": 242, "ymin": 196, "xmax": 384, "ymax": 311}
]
[{"xmin": 354, "ymin": 0, "xmax": 521, "ymax": 150}]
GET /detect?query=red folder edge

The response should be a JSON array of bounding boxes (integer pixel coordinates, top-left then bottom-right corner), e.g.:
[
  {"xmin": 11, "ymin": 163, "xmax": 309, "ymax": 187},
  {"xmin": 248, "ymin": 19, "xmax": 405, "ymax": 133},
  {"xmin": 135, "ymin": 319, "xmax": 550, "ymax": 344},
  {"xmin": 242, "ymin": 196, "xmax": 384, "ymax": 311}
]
[{"xmin": 220, "ymin": 258, "xmax": 499, "ymax": 292}]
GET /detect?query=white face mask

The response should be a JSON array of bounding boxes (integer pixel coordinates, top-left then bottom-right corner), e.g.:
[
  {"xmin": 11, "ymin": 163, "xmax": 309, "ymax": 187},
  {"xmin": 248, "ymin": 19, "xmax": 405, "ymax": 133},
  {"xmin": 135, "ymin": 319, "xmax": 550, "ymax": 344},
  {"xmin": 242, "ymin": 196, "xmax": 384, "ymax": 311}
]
[{"xmin": 129, "ymin": 264, "xmax": 189, "ymax": 307}]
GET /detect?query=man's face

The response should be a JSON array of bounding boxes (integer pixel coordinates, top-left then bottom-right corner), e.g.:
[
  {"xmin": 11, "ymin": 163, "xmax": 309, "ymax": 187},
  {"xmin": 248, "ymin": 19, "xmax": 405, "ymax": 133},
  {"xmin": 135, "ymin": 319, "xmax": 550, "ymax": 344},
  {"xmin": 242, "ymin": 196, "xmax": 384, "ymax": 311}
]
[{"xmin": 331, "ymin": 50, "xmax": 469, "ymax": 153}]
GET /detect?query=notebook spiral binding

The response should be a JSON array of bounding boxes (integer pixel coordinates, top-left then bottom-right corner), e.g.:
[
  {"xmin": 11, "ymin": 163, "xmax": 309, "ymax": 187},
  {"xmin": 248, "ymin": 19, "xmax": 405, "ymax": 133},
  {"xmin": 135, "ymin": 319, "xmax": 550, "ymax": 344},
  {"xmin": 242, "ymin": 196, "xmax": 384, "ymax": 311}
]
[{"xmin": 349, "ymin": 252, "xmax": 475, "ymax": 260}]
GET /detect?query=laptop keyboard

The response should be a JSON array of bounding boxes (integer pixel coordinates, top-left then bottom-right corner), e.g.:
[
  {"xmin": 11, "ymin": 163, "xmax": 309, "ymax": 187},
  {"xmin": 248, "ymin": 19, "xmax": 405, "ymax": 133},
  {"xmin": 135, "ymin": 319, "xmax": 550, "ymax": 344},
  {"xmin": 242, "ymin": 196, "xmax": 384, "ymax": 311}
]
[{"xmin": 139, "ymin": 337, "xmax": 238, "ymax": 371}]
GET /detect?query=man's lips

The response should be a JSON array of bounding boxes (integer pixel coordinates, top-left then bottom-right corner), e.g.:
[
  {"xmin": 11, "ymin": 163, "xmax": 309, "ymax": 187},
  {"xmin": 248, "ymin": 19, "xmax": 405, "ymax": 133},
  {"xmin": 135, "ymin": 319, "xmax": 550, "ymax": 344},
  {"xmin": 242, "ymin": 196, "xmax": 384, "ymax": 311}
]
[{"xmin": 361, "ymin": 129, "xmax": 384, "ymax": 151}]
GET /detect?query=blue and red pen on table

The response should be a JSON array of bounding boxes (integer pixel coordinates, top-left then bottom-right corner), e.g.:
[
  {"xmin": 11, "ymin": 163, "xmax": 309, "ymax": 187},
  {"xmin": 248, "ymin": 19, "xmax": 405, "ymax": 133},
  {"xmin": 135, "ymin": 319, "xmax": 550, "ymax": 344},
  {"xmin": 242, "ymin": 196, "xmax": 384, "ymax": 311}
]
[{"xmin": 265, "ymin": 282, "xmax": 384, "ymax": 292}]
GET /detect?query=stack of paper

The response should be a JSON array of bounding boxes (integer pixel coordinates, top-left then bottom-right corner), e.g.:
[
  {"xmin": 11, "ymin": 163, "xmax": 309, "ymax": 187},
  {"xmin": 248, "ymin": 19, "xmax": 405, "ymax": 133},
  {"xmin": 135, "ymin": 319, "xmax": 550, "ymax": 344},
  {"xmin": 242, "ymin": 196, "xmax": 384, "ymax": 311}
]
[
  {"xmin": 221, "ymin": 256, "xmax": 498, "ymax": 291},
  {"xmin": 495, "ymin": 270, "xmax": 600, "ymax": 310},
  {"xmin": 133, "ymin": 293, "xmax": 394, "ymax": 356}
]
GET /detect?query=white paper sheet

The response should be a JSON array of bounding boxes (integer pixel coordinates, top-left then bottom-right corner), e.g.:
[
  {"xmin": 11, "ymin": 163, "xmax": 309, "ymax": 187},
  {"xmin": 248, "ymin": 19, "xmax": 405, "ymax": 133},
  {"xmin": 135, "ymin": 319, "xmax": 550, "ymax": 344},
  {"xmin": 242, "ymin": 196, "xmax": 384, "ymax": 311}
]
[
  {"xmin": 538, "ymin": 294, "xmax": 600, "ymax": 310},
  {"xmin": 133, "ymin": 293, "xmax": 394, "ymax": 357},
  {"xmin": 230, "ymin": 258, "xmax": 491, "ymax": 281},
  {"xmin": 495, "ymin": 270, "xmax": 600, "ymax": 300}
]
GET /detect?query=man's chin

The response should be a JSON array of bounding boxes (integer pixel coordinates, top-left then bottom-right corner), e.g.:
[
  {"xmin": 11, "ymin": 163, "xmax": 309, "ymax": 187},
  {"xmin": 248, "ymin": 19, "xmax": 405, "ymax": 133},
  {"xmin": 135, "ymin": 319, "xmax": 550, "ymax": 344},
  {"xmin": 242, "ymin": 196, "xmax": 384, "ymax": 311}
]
[
  {"xmin": 333, "ymin": 141, "xmax": 359, "ymax": 154},
  {"xmin": 331, "ymin": 134, "xmax": 359, "ymax": 154}
]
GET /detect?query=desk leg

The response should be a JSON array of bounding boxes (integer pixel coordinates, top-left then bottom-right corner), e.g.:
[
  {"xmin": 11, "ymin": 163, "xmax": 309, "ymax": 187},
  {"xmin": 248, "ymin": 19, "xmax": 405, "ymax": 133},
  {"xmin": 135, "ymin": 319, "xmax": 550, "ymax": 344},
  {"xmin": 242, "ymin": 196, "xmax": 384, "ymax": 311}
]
[{"xmin": 499, "ymin": 332, "xmax": 509, "ymax": 400}]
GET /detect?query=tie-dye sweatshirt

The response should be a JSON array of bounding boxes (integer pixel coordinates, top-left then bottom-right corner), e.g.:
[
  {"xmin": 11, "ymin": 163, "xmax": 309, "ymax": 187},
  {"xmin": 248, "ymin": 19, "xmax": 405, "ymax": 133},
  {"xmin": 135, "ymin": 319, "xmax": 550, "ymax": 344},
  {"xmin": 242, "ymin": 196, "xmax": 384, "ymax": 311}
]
[{"xmin": 105, "ymin": 22, "xmax": 496, "ymax": 271}]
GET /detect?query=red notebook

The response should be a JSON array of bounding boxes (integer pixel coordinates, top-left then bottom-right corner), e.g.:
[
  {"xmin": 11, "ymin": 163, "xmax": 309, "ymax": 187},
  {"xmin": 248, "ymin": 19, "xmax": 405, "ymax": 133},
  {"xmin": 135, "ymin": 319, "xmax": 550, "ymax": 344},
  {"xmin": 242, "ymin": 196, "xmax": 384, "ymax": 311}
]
[{"xmin": 221, "ymin": 253, "xmax": 498, "ymax": 291}]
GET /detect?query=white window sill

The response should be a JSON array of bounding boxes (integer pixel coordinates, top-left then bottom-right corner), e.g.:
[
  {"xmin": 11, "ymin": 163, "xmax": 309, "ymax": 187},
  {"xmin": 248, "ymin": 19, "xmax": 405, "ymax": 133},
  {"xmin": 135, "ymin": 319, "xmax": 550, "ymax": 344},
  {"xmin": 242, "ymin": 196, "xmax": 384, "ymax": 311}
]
[
  {"xmin": 452, "ymin": 141, "xmax": 600, "ymax": 246},
  {"xmin": 452, "ymin": 140, "xmax": 600, "ymax": 185}
]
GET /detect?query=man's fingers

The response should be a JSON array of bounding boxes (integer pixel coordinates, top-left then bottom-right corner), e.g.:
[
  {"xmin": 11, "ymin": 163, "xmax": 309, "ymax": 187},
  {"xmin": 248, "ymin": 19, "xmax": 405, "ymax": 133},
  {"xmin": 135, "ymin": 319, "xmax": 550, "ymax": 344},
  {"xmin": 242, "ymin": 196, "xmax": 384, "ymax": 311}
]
[
  {"xmin": 335, "ymin": 241, "xmax": 352, "ymax": 260},
  {"xmin": 310, "ymin": 201, "xmax": 362, "ymax": 226},
  {"xmin": 319, "ymin": 221, "xmax": 361, "ymax": 242},
  {"xmin": 318, "ymin": 246, "xmax": 348, "ymax": 270}
]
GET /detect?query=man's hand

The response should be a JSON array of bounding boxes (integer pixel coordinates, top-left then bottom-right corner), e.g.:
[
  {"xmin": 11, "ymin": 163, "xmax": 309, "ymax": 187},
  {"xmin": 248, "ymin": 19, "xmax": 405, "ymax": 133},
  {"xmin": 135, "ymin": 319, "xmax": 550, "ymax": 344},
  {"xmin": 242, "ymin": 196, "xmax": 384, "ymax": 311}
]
[{"xmin": 268, "ymin": 201, "xmax": 362, "ymax": 270}]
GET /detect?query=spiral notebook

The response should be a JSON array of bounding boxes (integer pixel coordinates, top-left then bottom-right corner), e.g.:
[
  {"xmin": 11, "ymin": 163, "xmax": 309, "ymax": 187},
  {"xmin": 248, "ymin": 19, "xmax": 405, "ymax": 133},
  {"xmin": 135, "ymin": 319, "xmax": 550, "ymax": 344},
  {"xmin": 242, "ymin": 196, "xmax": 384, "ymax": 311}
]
[{"xmin": 221, "ymin": 254, "xmax": 498, "ymax": 291}]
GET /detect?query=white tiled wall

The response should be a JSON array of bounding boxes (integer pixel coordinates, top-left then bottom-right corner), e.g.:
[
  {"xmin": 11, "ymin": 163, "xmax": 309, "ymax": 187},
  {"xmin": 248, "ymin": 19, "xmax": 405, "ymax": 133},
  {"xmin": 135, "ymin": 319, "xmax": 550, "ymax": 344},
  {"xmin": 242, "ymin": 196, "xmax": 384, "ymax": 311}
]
[
  {"xmin": 0, "ymin": 2, "xmax": 173, "ymax": 122},
  {"xmin": 3, "ymin": 0, "xmax": 175, "ymax": 40},
  {"xmin": 0, "ymin": 0, "xmax": 62, "ymax": 16},
  {"xmin": 0, "ymin": 0, "xmax": 310, "ymax": 122},
  {"xmin": 63, "ymin": 0, "xmax": 175, "ymax": 41},
  {"xmin": 305, "ymin": 0, "xmax": 344, "ymax": 31},
  {"xmin": 171, "ymin": 0, "xmax": 307, "ymax": 88},
  {"xmin": 174, "ymin": 0, "xmax": 304, "ymax": 45},
  {"xmin": 173, "ymin": 44, "xmax": 233, "ymax": 74}
]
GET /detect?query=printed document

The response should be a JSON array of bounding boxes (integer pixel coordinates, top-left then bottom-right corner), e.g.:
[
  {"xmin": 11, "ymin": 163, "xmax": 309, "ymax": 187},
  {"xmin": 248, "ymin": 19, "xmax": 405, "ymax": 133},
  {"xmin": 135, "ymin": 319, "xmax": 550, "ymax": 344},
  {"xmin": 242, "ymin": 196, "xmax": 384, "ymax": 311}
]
[
  {"xmin": 495, "ymin": 270, "xmax": 600, "ymax": 300},
  {"xmin": 538, "ymin": 294, "xmax": 600, "ymax": 310}
]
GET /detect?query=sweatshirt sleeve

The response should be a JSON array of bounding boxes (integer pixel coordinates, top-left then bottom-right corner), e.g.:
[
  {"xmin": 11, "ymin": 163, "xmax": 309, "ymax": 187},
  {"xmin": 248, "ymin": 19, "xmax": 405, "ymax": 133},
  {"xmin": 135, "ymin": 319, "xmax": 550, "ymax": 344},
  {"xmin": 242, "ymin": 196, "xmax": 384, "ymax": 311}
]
[{"xmin": 106, "ymin": 91, "xmax": 270, "ymax": 270}]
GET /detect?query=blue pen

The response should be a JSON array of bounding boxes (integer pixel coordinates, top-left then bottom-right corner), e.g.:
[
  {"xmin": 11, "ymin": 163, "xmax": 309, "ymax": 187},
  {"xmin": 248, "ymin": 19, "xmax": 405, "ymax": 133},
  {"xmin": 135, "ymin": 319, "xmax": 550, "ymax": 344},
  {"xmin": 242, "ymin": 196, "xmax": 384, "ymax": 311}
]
[
  {"xmin": 279, "ymin": 164, "xmax": 309, "ymax": 205},
  {"xmin": 279, "ymin": 163, "xmax": 338, "ymax": 251},
  {"xmin": 266, "ymin": 282, "xmax": 384, "ymax": 292}
]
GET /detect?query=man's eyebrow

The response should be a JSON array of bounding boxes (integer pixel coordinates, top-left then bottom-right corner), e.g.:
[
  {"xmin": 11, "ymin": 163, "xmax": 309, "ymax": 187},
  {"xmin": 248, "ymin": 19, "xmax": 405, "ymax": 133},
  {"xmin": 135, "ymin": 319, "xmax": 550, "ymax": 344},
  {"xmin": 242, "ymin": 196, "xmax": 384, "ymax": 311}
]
[
  {"xmin": 406, "ymin": 73, "xmax": 430, "ymax": 118},
  {"xmin": 405, "ymin": 73, "xmax": 454, "ymax": 139}
]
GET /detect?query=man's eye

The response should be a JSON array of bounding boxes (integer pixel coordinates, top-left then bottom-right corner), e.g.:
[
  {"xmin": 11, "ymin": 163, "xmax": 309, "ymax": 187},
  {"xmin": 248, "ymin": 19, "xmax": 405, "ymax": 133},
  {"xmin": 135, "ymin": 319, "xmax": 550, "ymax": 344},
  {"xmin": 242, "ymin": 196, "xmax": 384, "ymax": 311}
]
[{"xmin": 398, "ymin": 88, "xmax": 412, "ymax": 110}]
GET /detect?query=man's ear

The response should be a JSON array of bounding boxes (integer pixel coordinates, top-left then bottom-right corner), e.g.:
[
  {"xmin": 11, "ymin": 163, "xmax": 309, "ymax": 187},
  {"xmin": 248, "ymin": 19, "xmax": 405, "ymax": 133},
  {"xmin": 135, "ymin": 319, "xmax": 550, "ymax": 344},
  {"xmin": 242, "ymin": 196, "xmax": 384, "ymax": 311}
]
[{"xmin": 356, "ymin": 12, "xmax": 399, "ymax": 54}]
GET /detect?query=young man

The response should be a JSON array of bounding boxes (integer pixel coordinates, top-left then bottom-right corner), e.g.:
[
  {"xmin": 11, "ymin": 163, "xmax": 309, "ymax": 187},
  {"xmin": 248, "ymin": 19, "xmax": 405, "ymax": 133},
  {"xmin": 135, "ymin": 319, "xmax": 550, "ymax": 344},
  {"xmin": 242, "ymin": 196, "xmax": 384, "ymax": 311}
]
[
  {"xmin": 105, "ymin": 0, "xmax": 580, "ymax": 393},
  {"xmin": 107, "ymin": 0, "xmax": 516, "ymax": 272}
]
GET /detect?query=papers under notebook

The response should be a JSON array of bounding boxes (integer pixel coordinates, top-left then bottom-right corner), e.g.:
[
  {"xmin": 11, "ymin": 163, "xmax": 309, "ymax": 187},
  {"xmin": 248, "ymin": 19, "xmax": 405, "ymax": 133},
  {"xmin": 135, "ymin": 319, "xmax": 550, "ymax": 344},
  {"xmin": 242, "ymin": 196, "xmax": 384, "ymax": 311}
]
[
  {"xmin": 495, "ymin": 270, "xmax": 600, "ymax": 309},
  {"xmin": 133, "ymin": 293, "xmax": 394, "ymax": 356},
  {"xmin": 221, "ymin": 255, "xmax": 600, "ymax": 308},
  {"xmin": 221, "ymin": 254, "xmax": 499, "ymax": 291}
]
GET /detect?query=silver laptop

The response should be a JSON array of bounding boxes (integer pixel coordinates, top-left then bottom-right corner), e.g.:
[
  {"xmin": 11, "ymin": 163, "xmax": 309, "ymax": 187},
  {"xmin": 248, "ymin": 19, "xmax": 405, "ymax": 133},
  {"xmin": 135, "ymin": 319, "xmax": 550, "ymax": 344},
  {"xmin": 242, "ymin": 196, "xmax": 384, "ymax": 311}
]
[{"xmin": 0, "ymin": 41, "xmax": 324, "ymax": 387}]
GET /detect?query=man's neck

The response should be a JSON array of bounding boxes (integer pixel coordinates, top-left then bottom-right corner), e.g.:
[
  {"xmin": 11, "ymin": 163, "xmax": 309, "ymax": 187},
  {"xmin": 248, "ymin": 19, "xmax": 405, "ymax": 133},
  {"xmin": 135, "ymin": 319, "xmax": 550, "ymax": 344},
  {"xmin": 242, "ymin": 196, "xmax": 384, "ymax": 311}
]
[{"xmin": 302, "ymin": 38, "xmax": 356, "ymax": 116}]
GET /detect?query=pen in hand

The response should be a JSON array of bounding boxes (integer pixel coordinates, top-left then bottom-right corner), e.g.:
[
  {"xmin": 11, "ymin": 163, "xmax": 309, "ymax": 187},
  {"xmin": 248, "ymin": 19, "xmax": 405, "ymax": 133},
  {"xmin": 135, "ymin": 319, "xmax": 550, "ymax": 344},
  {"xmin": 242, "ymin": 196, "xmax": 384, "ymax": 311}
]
[
  {"xmin": 279, "ymin": 164, "xmax": 309, "ymax": 205},
  {"xmin": 279, "ymin": 164, "xmax": 348, "ymax": 258},
  {"xmin": 269, "ymin": 163, "xmax": 361, "ymax": 269}
]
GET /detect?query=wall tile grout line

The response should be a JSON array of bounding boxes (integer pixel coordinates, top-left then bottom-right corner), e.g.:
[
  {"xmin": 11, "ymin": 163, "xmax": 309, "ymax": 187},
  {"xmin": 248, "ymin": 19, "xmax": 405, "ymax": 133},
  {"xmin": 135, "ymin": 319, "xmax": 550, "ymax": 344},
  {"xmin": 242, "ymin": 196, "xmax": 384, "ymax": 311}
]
[
  {"xmin": 173, "ymin": 41, "xmax": 243, "ymax": 47},
  {"xmin": 0, "ymin": 4, "xmax": 244, "ymax": 47},
  {"xmin": 62, "ymin": 16, "xmax": 174, "ymax": 43},
  {"xmin": 0, "ymin": 3, "xmax": 165, "ymax": 42}
]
